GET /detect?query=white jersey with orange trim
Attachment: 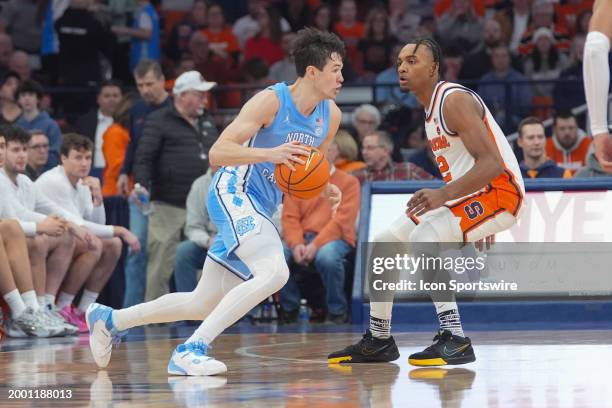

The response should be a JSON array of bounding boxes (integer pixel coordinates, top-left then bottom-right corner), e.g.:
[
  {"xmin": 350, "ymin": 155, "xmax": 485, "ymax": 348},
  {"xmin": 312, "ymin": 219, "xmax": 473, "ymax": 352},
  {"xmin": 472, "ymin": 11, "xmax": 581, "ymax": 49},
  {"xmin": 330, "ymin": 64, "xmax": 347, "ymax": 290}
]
[{"xmin": 424, "ymin": 81, "xmax": 525, "ymax": 215}]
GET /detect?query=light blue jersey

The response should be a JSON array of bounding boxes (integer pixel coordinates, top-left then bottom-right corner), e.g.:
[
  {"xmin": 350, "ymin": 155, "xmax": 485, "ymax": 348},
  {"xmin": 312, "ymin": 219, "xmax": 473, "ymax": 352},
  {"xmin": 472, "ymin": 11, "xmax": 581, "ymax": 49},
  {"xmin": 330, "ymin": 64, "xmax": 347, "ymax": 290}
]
[{"xmin": 207, "ymin": 82, "xmax": 331, "ymax": 279}]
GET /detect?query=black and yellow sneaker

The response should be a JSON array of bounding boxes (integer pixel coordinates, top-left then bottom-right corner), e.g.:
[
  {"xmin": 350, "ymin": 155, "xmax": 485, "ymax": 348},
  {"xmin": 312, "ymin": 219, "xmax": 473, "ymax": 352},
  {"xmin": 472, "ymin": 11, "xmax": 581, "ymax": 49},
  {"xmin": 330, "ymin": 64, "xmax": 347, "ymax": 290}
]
[
  {"xmin": 327, "ymin": 330, "xmax": 400, "ymax": 364},
  {"xmin": 408, "ymin": 329, "xmax": 476, "ymax": 366}
]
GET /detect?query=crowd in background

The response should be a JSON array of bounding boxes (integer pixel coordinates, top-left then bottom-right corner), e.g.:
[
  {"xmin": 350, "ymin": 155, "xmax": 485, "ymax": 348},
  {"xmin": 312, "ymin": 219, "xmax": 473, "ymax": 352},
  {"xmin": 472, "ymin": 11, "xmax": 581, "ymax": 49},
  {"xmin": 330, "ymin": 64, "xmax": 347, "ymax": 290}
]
[{"xmin": 0, "ymin": 0, "xmax": 610, "ymax": 331}]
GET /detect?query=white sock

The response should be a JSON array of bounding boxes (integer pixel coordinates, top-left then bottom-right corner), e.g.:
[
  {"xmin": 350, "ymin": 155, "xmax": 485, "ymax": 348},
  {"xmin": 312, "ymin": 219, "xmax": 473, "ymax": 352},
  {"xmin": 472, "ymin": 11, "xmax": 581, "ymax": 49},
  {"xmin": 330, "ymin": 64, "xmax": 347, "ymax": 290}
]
[
  {"xmin": 56, "ymin": 292, "xmax": 75, "ymax": 309},
  {"xmin": 37, "ymin": 296, "xmax": 45, "ymax": 308},
  {"xmin": 369, "ymin": 302, "xmax": 394, "ymax": 339},
  {"xmin": 4, "ymin": 289, "xmax": 27, "ymax": 318},
  {"xmin": 584, "ymin": 31, "xmax": 611, "ymax": 135},
  {"xmin": 21, "ymin": 290, "xmax": 40, "ymax": 311},
  {"xmin": 435, "ymin": 301, "xmax": 464, "ymax": 337},
  {"xmin": 77, "ymin": 290, "xmax": 99, "ymax": 313},
  {"xmin": 44, "ymin": 294, "xmax": 55, "ymax": 308}
]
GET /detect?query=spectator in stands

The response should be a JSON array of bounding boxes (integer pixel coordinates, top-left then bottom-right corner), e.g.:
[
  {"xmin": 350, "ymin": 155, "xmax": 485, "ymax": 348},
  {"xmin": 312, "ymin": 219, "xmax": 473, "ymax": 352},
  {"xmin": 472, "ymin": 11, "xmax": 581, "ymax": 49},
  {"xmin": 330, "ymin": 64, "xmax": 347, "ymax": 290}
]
[
  {"xmin": 117, "ymin": 59, "xmax": 170, "ymax": 308},
  {"xmin": 478, "ymin": 44, "xmax": 532, "ymax": 134},
  {"xmin": 0, "ymin": 218, "xmax": 64, "ymax": 338},
  {"xmin": 0, "ymin": 34, "xmax": 13, "ymax": 78},
  {"xmin": 331, "ymin": 129, "xmax": 366, "ymax": 173},
  {"xmin": 546, "ymin": 111, "xmax": 592, "ymax": 173},
  {"xmin": 167, "ymin": 0, "xmax": 208, "ymax": 62},
  {"xmin": 0, "ymin": 125, "xmax": 91, "ymax": 334},
  {"xmin": 9, "ymin": 51, "xmax": 32, "ymax": 81},
  {"xmin": 281, "ymin": 0, "xmax": 310, "ymax": 32},
  {"xmin": 442, "ymin": 45, "xmax": 464, "ymax": 82},
  {"xmin": 459, "ymin": 18, "xmax": 506, "ymax": 81},
  {"xmin": 54, "ymin": 0, "xmax": 114, "ymax": 87},
  {"xmin": 102, "ymin": 92, "xmax": 137, "ymax": 197},
  {"xmin": 107, "ymin": 0, "xmax": 137, "ymax": 84},
  {"xmin": 351, "ymin": 104, "xmax": 382, "ymax": 145},
  {"xmin": 335, "ymin": 0, "xmax": 364, "ymax": 62},
  {"xmin": 25, "ymin": 130, "xmax": 49, "ymax": 181},
  {"xmin": 36, "ymin": 133, "xmax": 140, "ymax": 330},
  {"xmin": 280, "ymin": 147, "xmax": 361, "ymax": 324},
  {"xmin": 358, "ymin": 7, "xmax": 398, "ymax": 78},
  {"xmin": 518, "ymin": 0, "xmax": 570, "ymax": 56},
  {"xmin": 352, "ymin": 130, "xmax": 435, "ymax": 183},
  {"xmin": 574, "ymin": 9, "xmax": 592, "ymax": 36},
  {"xmin": 75, "ymin": 80, "xmax": 123, "ymax": 171},
  {"xmin": 522, "ymin": 27, "xmax": 568, "ymax": 98},
  {"xmin": 575, "ymin": 145, "xmax": 612, "ymax": 177},
  {"xmin": 133, "ymin": 71, "xmax": 218, "ymax": 301},
  {"xmin": 174, "ymin": 168, "xmax": 217, "ymax": 293},
  {"xmin": 112, "ymin": 0, "xmax": 161, "ymax": 70},
  {"xmin": 201, "ymin": 4, "xmax": 241, "ymax": 65},
  {"xmin": 244, "ymin": 6, "xmax": 285, "ymax": 66},
  {"xmin": 375, "ymin": 43, "xmax": 419, "ymax": 108},
  {"xmin": 495, "ymin": 0, "xmax": 531, "ymax": 55},
  {"xmin": 233, "ymin": 0, "xmax": 291, "ymax": 48},
  {"xmin": 388, "ymin": 0, "xmax": 421, "ymax": 43},
  {"xmin": 517, "ymin": 116, "xmax": 572, "ymax": 178},
  {"xmin": 0, "ymin": 0, "xmax": 41, "ymax": 56},
  {"xmin": 189, "ymin": 32, "xmax": 233, "ymax": 86},
  {"xmin": 406, "ymin": 126, "xmax": 443, "ymax": 179},
  {"xmin": 436, "ymin": 0, "xmax": 484, "ymax": 56},
  {"xmin": 553, "ymin": 34, "xmax": 586, "ymax": 111},
  {"xmin": 311, "ymin": 4, "xmax": 334, "ymax": 33},
  {"xmin": 15, "ymin": 80, "xmax": 61, "ymax": 170},
  {"xmin": 268, "ymin": 31, "xmax": 298, "ymax": 84},
  {"xmin": 0, "ymin": 72, "xmax": 21, "ymax": 125}
]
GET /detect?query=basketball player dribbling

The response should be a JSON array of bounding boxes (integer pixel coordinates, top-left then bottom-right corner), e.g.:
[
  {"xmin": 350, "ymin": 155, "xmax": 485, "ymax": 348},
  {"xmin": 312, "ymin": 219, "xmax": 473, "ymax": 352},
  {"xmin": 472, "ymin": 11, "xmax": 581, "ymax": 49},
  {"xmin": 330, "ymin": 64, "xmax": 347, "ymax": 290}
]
[
  {"xmin": 328, "ymin": 38, "xmax": 525, "ymax": 366},
  {"xmin": 584, "ymin": 0, "xmax": 612, "ymax": 173},
  {"xmin": 87, "ymin": 28, "xmax": 344, "ymax": 376}
]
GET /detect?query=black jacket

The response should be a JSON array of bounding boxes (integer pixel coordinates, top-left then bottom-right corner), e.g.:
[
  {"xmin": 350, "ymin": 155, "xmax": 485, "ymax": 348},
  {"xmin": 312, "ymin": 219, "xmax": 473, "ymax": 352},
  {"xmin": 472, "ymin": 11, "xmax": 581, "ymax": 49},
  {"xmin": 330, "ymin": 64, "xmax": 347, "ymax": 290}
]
[
  {"xmin": 133, "ymin": 103, "xmax": 219, "ymax": 207},
  {"xmin": 74, "ymin": 109, "xmax": 98, "ymax": 144}
]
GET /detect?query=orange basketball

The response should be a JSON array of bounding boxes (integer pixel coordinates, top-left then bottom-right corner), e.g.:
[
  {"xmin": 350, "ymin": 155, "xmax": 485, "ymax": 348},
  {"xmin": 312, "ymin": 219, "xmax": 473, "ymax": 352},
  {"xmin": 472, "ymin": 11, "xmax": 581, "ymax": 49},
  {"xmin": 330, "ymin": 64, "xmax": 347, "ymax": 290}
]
[{"xmin": 274, "ymin": 147, "xmax": 330, "ymax": 199}]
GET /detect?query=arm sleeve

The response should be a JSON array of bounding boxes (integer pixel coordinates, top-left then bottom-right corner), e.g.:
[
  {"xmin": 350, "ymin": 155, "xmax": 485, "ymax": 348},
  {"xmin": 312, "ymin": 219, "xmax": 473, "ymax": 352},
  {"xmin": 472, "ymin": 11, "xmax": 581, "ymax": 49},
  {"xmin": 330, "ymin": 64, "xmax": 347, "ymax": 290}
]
[
  {"xmin": 281, "ymin": 197, "xmax": 305, "ymax": 248},
  {"xmin": 133, "ymin": 116, "xmax": 162, "ymax": 189}
]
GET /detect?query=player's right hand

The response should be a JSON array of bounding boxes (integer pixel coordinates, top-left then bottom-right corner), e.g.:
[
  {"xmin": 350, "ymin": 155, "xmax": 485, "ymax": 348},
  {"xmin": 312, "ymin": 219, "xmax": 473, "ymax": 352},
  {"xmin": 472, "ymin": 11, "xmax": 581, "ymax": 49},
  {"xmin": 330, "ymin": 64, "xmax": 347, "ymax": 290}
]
[
  {"xmin": 37, "ymin": 216, "xmax": 66, "ymax": 236},
  {"xmin": 593, "ymin": 133, "xmax": 612, "ymax": 173},
  {"xmin": 292, "ymin": 243, "xmax": 307, "ymax": 264},
  {"xmin": 268, "ymin": 141, "xmax": 310, "ymax": 171}
]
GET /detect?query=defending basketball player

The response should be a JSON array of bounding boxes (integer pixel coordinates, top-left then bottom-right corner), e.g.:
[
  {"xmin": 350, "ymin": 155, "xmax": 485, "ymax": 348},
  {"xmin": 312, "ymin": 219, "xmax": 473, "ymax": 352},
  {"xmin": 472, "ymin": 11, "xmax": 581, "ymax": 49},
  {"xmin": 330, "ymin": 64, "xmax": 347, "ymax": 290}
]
[
  {"xmin": 86, "ymin": 28, "xmax": 344, "ymax": 376},
  {"xmin": 584, "ymin": 0, "xmax": 612, "ymax": 173},
  {"xmin": 328, "ymin": 38, "xmax": 525, "ymax": 366}
]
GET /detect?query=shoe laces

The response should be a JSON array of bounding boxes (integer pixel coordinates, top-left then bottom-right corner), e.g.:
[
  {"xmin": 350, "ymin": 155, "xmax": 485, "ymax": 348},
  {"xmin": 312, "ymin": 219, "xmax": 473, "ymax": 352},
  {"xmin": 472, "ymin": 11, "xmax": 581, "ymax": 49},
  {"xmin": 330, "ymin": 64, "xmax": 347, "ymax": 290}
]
[
  {"xmin": 424, "ymin": 330, "xmax": 453, "ymax": 351},
  {"xmin": 185, "ymin": 339, "xmax": 209, "ymax": 357}
]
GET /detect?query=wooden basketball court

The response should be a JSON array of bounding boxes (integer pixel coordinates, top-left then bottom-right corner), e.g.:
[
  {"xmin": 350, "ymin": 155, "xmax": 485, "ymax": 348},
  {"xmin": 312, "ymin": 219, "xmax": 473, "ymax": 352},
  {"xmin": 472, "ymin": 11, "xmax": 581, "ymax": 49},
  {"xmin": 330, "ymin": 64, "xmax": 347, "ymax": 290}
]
[{"xmin": 1, "ymin": 325, "xmax": 611, "ymax": 407}]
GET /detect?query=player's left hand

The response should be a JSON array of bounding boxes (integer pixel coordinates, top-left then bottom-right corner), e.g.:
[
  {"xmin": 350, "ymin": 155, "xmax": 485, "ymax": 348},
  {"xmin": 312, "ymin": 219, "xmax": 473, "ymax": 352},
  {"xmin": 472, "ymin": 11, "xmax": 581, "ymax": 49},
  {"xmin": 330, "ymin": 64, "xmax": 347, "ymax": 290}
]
[
  {"xmin": 323, "ymin": 183, "xmax": 342, "ymax": 215},
  {"xmin": 475, "ymin": 234, "xmax": 495, "ymax": 251},
  {"xmin": 592, "ymin": 133, "xmax": 612, "ymax": 173},
  {"xmin": 406, "ymin": 188, "xmax": 449, "ymax": 217}
]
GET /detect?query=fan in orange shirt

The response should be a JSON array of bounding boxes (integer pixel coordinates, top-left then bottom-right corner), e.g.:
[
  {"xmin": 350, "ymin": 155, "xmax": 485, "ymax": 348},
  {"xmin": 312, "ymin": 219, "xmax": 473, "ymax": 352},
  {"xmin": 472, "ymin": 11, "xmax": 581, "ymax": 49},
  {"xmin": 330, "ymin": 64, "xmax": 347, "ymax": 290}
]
[
  {"xmin": 201, "ymin": 4, "xmax": 241, "ymax": 63},
  {"xmin": 102, "ymin": 93, "xmax": 136, "ymax": 197},
  {"xmin": 545, "ymin": 111, "xmax": 592, "ymax": 174}
]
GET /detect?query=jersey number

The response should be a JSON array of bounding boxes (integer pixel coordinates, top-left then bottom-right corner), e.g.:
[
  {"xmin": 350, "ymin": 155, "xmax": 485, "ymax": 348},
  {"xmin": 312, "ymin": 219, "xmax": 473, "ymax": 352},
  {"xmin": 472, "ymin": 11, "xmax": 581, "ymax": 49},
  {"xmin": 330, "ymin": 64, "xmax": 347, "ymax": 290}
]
[
  {"xmin": 464, "ymin": 201, "xmax": 484, "ymax": 220},
  {"xmin": 437, "ymin": 156, "xmax": 452, "ymax": 182}
]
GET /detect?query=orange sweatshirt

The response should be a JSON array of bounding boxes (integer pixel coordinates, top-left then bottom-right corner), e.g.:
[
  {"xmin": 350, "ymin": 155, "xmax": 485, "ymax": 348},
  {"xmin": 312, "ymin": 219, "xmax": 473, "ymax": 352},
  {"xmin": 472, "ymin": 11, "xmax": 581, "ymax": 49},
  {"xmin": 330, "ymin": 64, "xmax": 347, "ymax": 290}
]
[
  {"xmin": 102, "ymin": 123, "xmax": 133, "ymax": 196},
  {"xmin": 545, "ymin": 134, "xmax": 592, "ymax": 174},
  {"xmin": 282, "ymin": 169, "xmax": 360, "ymax": 249}
]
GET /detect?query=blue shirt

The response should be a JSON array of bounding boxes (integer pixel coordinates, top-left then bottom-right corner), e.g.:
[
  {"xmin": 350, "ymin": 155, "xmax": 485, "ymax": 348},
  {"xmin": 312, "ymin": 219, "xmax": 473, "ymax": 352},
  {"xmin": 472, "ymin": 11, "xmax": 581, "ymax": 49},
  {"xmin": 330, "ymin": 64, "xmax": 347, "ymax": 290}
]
[
  {"xmin": 16, "ymin": 111, "xmax": 61, "ymax": 170},
  {"xmin": 130, "ymin": 3, "xmax": 160, "ymax": 69},
  {"xmin": 213, "ymin": 82, "xmax": 331, "ymax": 216},
  {"xmin": 375, "ymin": 68, "xmax": 418, "ymax": 108}
]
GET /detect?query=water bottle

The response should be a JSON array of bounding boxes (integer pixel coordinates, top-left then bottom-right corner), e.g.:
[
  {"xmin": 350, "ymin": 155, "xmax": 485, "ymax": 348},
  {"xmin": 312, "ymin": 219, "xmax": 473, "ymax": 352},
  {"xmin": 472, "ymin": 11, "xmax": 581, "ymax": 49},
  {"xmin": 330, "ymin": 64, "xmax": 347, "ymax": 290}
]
[
  {"xmin": 298, "ymin": 299, "xmax": 310, "ymax": 322},
  {"xmin": 134, "ymin": 183, "xmax": 152, "ymax": 215}
]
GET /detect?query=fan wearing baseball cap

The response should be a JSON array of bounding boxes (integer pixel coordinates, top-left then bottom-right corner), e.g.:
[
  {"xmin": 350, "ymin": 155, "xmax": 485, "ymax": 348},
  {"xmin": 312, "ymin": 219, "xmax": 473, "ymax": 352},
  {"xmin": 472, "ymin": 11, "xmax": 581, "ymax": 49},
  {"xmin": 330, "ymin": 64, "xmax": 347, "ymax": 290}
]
[{"xmin": 127, "ymin": 70, "xmax": 219, "ymax": 302}]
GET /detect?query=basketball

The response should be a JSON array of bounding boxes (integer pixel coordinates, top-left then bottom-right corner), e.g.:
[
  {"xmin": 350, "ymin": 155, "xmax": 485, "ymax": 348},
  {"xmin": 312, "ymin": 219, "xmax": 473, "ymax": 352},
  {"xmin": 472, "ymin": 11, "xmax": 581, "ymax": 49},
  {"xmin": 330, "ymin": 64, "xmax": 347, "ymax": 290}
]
[{"xmin": 274, "ymin": 147, "xmax": 330, "ymax": 199}]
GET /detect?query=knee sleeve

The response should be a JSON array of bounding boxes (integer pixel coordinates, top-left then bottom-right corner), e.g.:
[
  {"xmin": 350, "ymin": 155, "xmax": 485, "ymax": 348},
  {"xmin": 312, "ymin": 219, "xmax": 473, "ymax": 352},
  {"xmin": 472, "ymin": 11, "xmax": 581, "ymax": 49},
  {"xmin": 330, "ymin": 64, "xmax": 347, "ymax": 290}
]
[{"xmin": 584, "ymin": 31, "xmax": 611, "ymax": 135}]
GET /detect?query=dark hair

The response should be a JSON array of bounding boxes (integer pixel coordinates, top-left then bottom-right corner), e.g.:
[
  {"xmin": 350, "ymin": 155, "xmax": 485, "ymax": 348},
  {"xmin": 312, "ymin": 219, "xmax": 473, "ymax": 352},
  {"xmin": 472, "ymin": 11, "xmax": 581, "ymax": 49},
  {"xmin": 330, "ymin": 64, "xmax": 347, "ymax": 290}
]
[
  {"xmin": 405, "ymin": 37, "xmax": 443, "ymax": 80},
  {"xmin": 113, "ymin": 92, "xmax": 137, "ymax": 128},
  {"xmin": 0, "ymin": 71, "xmax": 21, "ymax": 87},
  {"xmin": 242, "ymin": 58, "xmax": 269, "ymax": 81},
  {"xmin": 133, "ymin": 59, "xmax": 164, "ymax": 79},
  {"xmin": 16, "ymin": 79, "xmax": 44, "ymax": 100},
  {"xmin": 257, "ymin": 6, "xmax": 282, "ymax": 44},
  {"xmin": 364, "ymin": 7, "xmax": 390, "ymax": 40},
  {"xmin": 553, "ymin": 110, "xmax": 576, "ymax": 126},
  {"xmin": 518, "ymin": 116, "xmax": 544, "ymax": 137},
  {"xmin": 531, "ymin": 40, "xmax": 559, "ymax": 72},
  {"xmin": 293, "ymin": 28, "xmax": 346, "ymax": 77},
  {"xmin": 1, "ymin": 124, "xmax": 31, "ymax": 145},
  {"xmin": 60, "ymin": 133, "xmax": 93, "ymax": 157},
  {"xmin": 311, "ymin": 4, "xmax": 334, "ymax": 32},
  {"xmin": 99, "ymin": 79, "xmax": 123, "ymax": 94}
]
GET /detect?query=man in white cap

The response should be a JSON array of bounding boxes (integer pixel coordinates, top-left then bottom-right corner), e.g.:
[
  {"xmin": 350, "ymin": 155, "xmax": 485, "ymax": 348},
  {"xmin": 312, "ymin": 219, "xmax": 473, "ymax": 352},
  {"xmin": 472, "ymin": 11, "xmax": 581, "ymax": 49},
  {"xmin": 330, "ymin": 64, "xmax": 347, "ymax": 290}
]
[{"xmin": 131, "ymin": 70, "xmax": 218, "ymax": 300}]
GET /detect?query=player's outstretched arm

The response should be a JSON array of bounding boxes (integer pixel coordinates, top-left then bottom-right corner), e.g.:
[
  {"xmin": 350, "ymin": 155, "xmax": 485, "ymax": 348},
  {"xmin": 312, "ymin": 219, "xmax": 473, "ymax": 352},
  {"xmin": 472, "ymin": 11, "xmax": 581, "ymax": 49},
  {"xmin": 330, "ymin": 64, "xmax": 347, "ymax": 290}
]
[{"xmin": 209, "ymin": 90, "xmax": 310, "ymax": 168}]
